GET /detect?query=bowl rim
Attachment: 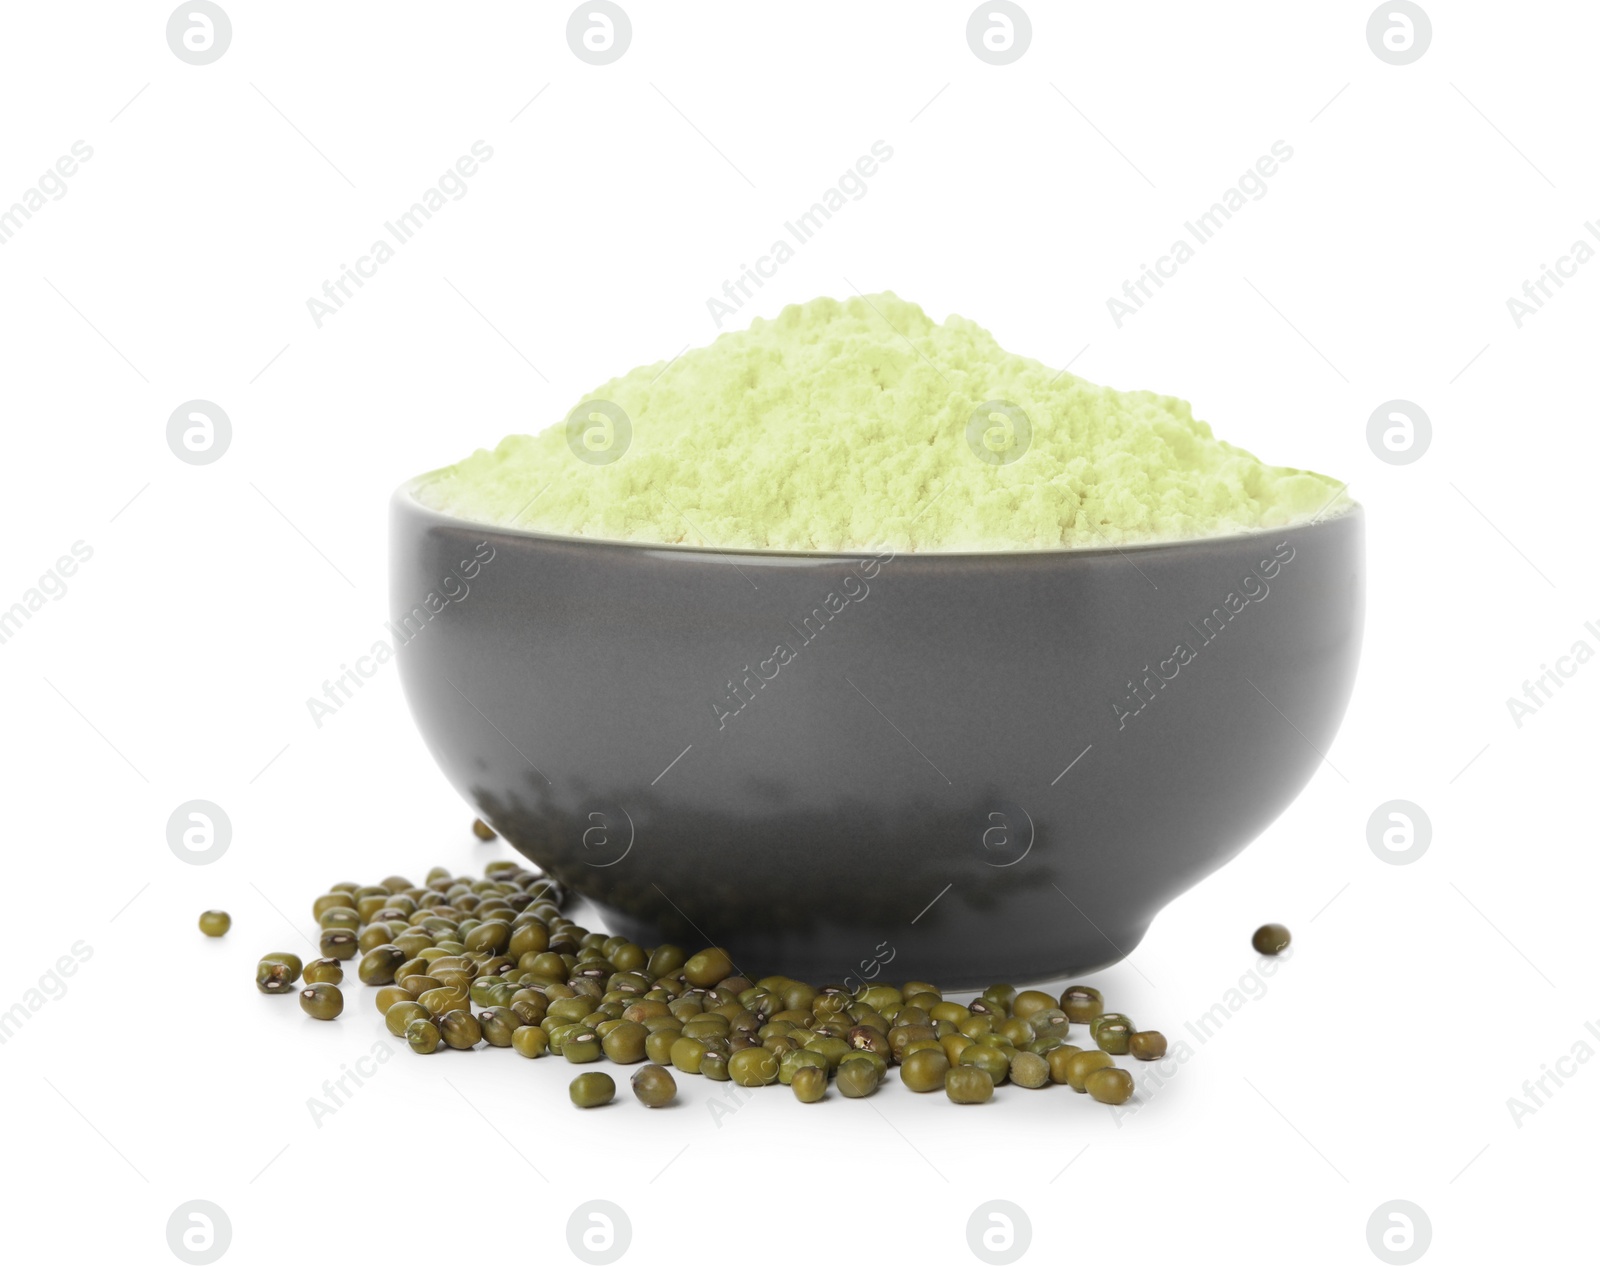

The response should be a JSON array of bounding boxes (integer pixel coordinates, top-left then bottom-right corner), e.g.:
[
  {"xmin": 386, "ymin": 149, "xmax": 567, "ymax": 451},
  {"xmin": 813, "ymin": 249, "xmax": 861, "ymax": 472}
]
[{"xmin": 393, "ymin": 476, "xmax": 1361, "ymax": 562}]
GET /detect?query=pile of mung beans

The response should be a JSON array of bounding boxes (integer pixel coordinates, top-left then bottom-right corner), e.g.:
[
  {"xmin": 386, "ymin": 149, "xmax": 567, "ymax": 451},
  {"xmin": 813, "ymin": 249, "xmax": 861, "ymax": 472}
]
[{"xmin": 243, "ymin": 852, "xmax": 1177, "ymax": 1110}]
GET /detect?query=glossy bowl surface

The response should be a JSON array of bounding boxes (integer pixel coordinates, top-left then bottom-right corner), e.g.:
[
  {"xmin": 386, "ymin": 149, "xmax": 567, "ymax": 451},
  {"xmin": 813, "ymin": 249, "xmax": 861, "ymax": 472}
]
[{"xmin": 392, "ymin": 486, "xmax": 1363, "ymax": 986}]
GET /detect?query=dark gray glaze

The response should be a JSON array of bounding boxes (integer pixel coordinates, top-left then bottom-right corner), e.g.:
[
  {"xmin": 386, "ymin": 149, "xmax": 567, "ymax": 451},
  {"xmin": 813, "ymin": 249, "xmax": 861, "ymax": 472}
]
[{"xmin": 392, "ymin": 485, "xmax": 1363, "ymax": 988}]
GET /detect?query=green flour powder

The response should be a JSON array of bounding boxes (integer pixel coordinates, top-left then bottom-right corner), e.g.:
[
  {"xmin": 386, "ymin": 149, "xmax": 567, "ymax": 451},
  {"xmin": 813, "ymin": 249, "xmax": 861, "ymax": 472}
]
[{"xmin": 414, "ymin": 294, "xmax": 1346, "ymax": 552}]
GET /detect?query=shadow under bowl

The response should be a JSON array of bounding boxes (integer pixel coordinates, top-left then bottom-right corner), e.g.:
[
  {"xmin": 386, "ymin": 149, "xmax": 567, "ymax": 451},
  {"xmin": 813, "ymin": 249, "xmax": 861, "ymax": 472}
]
[{"xmin": 392, "ymin": 485, "xmax": 1363, "ymax": 988}]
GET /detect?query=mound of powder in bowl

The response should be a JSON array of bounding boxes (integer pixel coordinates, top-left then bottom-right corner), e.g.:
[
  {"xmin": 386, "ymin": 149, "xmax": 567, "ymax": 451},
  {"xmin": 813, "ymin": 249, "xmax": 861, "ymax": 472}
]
[{"xmin": 412, "ymin": 293, "xmax": 1348, "ymax": 552}]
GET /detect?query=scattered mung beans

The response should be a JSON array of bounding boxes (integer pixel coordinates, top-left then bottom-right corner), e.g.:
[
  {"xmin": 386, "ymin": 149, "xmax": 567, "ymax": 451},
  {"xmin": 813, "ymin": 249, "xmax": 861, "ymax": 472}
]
[
  {"xmin": 945, "ymin": 1066, "xmax": 995, "ymax": 1104},
  {"xmin": 958, "ymin": 1044, "xmax": 1011, "ymax": 1083},
  {"xmin": 358, "ymin": 946, "xmax": 406, "ymax": 986},
  {"xmin": 1009, "ymin": 1050, "xmax": 1051, "ymax": 1089},
  {"xmin": 1046, "ymin": 1045, "xmax": 1083, "ymax": 1085},
  {"xmin": 1011, "ymin": 989, "xmax": 1056, "ymax": 1019},
  {"xmin": 1085, "ymin": 1066, "xmax": 1135, "ymax": 1105},
  {"xmin": 900, "ymin": 1049, "xmax": 951, "ymax": 1093},
  {"xmin": 570, "ymin": 1071, "xmax": 616, "ymax": 1108},
  {"xmin": 439, "ymin": 1010, "xmax": 482, "ymax": 1050},
  {"xmin": 479, "ymin": 1007, "xmax": 517, "ymax": 1047},
  {"xmin": 1129, "ymin": 1030, "xmax": 1167, "ymax": 1061},
  {"xmin": 791, "ymin": 1065, "xmax": 827, "ymax": 1103},
  {"xmin": 631, "ymin": 1065, "xmax": 676, "ymax": 1107},
  {"xmin": 198, "ymin": 910, "xmax": 231, "ymax": 937},
  {"xmin": 386, "ymin": 1001, "xmax": 429, "ymax": 1037},
  {"xmin": 1058, "ymin": 984, "xmax": 1103, "ymax": 1024},
  {"xmin": 299, "ymin": 984, "xmax": 343, "ymax": 1020},
  {"xmin": 1063, "ymin": 1049, "xmax": 1115, "ymax": 1092},
  {"xmin": 836, "ymin": 1059, "xmax": 881, "ymax": 1098},
  {"xmin": 728, "ymin": 1047, "xmax": 780, "ymax": 1087},
  {"xmin": 255, "ymin": 953, "xmax": 302, "ymax": 994},
  {"xmin": 303, "ymin": 957, "xmax": 344, "ymax": 985},
  {"xmin": 253, "ymin": 860, "xmax": 1173, "ymax": 1114},
  {"xmin": 320, "ymin": 929, "xmax": 358, "ymax": 960},
  {"xmin": 406, "ymin": 1018, "xmax": 441, "ymax": 1053},
  {"xmin": 1252, "ymin": 923, "xmax": 1291, "ymax": 955},
  {"xmin": 512, "ymin": 1025, "xmax": 550, "ymax": 1058},
  {"xmin": 701, "ymin": 1051, "xmax": 731, "ymax": 1081},
  {"xmin": 1091, "ymin": 1013, "xmax": 1133, "ymax": 1055}
]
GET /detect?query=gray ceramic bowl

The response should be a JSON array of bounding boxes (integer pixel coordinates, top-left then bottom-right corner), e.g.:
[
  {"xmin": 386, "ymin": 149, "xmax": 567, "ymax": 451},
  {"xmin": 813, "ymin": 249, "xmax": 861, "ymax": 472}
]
[{"xmin": 392, "ymin": 484, "xmax": 1363, "ymax": 987}]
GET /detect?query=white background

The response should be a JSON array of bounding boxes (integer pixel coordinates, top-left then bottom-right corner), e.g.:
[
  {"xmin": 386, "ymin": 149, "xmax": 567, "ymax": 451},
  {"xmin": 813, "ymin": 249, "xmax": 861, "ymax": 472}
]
[{"xmin": 1, "ymin": 2, "xmax": 1594, "ymax": 1263}]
